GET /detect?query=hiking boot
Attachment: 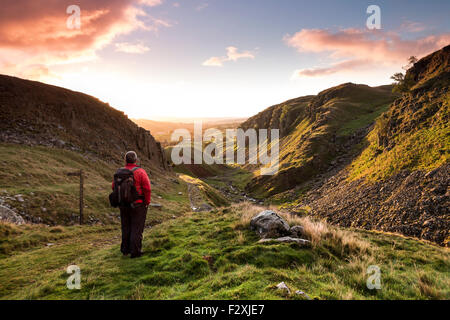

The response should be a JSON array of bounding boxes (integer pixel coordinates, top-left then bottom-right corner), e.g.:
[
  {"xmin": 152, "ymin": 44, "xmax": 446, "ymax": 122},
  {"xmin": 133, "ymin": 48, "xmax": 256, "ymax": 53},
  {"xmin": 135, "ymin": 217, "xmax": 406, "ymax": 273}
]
[{"xmin": 130, "ymin": 252, "xmax": 142, "ymax": 258}]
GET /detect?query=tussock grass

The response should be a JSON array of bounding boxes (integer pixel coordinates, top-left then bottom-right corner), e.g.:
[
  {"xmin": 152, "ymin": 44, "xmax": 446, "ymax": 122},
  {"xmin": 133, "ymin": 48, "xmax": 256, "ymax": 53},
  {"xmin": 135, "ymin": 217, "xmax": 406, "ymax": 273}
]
[
  {"xmin": 233, "ymin": 202, "xmax": 370, "ymax": 255},
  {"xmin": 230, "ymin": 202, "xmax": 265, "ymax": 229}
]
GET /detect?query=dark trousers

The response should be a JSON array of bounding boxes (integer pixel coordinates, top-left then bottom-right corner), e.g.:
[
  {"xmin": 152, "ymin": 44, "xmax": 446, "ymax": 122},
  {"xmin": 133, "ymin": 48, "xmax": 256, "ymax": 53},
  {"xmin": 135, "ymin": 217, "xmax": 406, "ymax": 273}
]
[{"xmin": 120, "ymin": 204, "xmax": 148, "ymax": 257}]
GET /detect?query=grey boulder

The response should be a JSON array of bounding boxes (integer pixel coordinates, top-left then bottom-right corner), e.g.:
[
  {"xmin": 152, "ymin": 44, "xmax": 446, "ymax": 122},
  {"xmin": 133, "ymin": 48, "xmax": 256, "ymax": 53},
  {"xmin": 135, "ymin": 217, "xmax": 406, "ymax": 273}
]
[
  {"xmin": 250, "ymin": 210, "xmax": 290, "ymax": 239},
  {"xmin": 276, "ymin": 282, "xmax": 291, "ymax": 294},
  {"xmin": 295, "ymin": 290, "xmax": 312, "ymax": 300},
  {"xmin": 289, "ymin": 225, "xmax": 306, "ymax": 238}
]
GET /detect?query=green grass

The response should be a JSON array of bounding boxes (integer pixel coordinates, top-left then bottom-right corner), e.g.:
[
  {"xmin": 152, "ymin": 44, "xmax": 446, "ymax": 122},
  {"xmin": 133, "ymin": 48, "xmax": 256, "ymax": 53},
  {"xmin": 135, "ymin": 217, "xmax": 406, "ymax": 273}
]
[
  {"xmin": 0, "ymin": 223, "xmax": 116, "ymax": 258},
  {"xmin": 1, "ymin": 203, "xmax": 448, "ymax": 300},
  {"xmin": 0, "ymin": 223, "xmax": 120, "ymax": 298},
  {"xmin": 338, "ymin": 103, "xmax": 390, "ymax": 136},
  {"xmin": 0, "ymin": 143, "xmax": 190, "ymax": 225},
  {"xmin": 350, "ymin": 93, "xmax": 449, "ymax": 181},
  {"xmin": 0, "ymin": 143, "xmax": 117, "ymax": 225},
  {"xmin": 179, "ymin": 174, "xmax": 230, "ymax": 207}
]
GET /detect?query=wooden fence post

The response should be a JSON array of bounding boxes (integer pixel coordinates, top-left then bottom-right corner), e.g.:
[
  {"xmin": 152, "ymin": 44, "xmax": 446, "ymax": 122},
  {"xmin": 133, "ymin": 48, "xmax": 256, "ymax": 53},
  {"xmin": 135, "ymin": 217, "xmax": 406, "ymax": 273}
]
[
  {"xmin": 67, "ymin": 169, "xmax": 84, "ymax": 225},
  {"xmin": 79, "ymin": 169, "xmax": 84, "ymax": 225}
]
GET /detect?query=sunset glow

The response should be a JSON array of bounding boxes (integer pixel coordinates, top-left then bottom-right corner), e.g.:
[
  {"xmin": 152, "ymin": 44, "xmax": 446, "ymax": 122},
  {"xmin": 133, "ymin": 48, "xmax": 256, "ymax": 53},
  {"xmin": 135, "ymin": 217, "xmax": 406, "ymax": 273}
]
[{"xmin": 0, "ymin": 0, "xmax": 449, "ymax": 119}]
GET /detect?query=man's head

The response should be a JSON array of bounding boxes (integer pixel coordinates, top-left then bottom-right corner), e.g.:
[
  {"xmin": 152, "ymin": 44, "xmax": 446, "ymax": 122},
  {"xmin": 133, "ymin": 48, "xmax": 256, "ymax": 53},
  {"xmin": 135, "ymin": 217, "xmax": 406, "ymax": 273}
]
[{"xmin": 125, "ymin": 151, "xmax": 138, "ymax": 164}]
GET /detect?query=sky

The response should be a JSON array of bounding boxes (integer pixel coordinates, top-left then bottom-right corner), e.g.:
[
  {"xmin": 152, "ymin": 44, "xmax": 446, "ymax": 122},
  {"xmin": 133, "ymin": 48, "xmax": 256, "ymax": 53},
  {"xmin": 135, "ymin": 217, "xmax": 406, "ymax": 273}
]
[{"xmin": 0, "ymin": 0, "xmax": 449, "ymax": 119}]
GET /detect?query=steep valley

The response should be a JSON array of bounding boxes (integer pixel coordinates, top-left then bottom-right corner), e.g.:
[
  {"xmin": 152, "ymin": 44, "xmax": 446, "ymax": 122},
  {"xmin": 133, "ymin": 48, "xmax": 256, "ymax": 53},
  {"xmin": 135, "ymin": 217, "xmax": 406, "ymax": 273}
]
[
  {"xmin": 238, "ymin": 45, "xmax": 449, "ymax": 246},
  {"xmin": 0, "ymin": 47, "xmax": 449, "ymax": 300}
]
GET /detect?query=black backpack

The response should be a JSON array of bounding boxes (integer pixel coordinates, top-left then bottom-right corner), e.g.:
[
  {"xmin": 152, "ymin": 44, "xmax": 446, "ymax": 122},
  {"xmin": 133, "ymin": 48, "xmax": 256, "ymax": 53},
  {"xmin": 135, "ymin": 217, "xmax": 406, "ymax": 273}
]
[{"xmin": 109, "ymin": 167, "xmax": 142, "ymax": 208}]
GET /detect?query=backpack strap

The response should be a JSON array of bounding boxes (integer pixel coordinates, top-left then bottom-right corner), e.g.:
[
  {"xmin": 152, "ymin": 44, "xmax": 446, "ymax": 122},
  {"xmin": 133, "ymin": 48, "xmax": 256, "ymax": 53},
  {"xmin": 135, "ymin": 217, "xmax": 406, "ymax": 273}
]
[{"xmin": 130, "ymin": 167, "xmax": 145, "ymax": 201}]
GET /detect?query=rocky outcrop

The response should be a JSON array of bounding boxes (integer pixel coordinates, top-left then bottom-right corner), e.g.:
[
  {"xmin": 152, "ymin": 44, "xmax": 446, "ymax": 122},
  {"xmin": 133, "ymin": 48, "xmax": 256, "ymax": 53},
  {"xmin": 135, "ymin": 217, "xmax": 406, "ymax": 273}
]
[
  {"xmin": 408, "ymin": 45, "xmax": 450, "ymax": 90},
  {"xmin": 376, "ymin": 46, "xmax": 449, "ymax": 150},
  {"xmin": 276, "ymin": 282, "xmax": 291, "ymax": 294},
  {"xmin": 289, "ymin": 225, "xmax": 305, "ymax": 238}
]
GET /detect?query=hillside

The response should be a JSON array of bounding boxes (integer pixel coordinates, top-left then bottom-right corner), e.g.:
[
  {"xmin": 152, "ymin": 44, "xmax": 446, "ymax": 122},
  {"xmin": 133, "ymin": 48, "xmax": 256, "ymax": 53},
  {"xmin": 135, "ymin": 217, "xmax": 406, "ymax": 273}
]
[
  {"xmin": 0, "ymin": 143, "xmax": 189, "ymax": 226},
  {"xmin": 0, "ymin": 75, "xmax": 169, "ymax": 171},
  {"xmin": 243, "ymin": 45, "xmax": 449, "ymax": 245},
  {"xmin": 297, "ymin": 45, "xmax": 449, "ymax": 245},
  {"xmin": 0, "ymin": 75, "xmax": 182, "ymax": 226},
  {"xmin": 241, "ymin": 83, "xmax": 397, "ymax": 196}
]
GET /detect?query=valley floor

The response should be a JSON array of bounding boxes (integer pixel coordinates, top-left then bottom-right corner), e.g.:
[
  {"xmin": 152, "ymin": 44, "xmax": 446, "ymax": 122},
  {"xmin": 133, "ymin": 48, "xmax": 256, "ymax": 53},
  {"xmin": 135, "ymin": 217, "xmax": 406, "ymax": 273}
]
[{"xmin": 1, "ymin": 203, "xmax": 449, "ymax": 300}]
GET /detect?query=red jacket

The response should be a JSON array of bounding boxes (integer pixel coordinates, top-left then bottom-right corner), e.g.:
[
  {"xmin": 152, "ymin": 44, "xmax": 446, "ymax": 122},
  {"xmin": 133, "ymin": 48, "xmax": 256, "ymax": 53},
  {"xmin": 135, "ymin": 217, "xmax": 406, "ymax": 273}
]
[{"xmin": 112, "ymin": 164, "xmax": 151, "ymax": 205}]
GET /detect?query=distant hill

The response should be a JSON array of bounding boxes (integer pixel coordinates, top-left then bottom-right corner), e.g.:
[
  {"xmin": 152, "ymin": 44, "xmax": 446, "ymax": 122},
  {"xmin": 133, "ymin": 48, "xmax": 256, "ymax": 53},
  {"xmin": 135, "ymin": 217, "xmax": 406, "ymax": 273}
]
[
  {"xmin": 242, "ymin": 83, "xmax": 397, "ymax": 196},
  {"xmin": 133, "ymin": 118, "xmax": 245, "ymax": 147}
]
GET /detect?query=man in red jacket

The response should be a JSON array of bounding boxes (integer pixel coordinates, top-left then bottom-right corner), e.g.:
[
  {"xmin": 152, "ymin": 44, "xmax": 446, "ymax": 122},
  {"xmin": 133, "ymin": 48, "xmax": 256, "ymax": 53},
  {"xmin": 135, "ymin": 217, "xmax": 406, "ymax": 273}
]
[{"xmin": 113, "ymin": 151, "xmax": 151, "ymax": 258}]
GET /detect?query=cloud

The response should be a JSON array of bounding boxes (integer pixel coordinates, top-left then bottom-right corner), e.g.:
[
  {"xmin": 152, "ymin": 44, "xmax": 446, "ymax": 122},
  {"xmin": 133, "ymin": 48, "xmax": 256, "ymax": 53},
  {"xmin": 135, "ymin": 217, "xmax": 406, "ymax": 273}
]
[
  {"xmin": 291, "ymin": 59, "xmax": 374, "ymax": 78},
  {"xmin": 203, "ymin": 46, "xmax": 255, "ymax": 67},
  {"xmin": 284, "ymin": 28, "xmax": 450, "ymax": 77},
  {"xmin": 138, "ymin": 0, "xmax": 163, "ymax": 6},
  {"xmin": 0, "ymin": 0, "xmax": 167, "ymax": 79},
  {"xmin": 202, "ymin": 56, "xmax": 225, "ymax": 67},
  {"xmin": 115, "ymin": 42, "xmax": 150, "ymax": 54},
  {"xmin": 400, "ymin": 20, "xmax": 427, "ymax": 33}
]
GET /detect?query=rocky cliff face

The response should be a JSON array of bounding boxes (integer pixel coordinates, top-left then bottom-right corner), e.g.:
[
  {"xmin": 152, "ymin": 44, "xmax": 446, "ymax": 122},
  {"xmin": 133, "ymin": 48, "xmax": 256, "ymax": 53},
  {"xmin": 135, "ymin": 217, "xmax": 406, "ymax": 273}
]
[
  {"xmin": 376, "ymin": 45, "xmax": 449, "ymax": 151},
  {"xmin": 0, "ymin": 75, "xmax": 169, "ymax": 171}
]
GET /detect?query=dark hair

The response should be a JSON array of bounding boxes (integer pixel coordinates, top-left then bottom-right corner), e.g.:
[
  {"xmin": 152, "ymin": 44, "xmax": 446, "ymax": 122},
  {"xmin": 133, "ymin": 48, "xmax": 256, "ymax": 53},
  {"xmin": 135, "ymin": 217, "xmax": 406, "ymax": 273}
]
[{"xmin": 125, "ymin": 151, "xmax": 137, "ymax": 164}]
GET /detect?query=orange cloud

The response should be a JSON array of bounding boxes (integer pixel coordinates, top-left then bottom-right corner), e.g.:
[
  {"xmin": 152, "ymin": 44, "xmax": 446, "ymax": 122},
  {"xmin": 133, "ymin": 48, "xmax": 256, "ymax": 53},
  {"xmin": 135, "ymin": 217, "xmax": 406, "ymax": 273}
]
[
  {"xmin": 115, "ymin": 42, "xmax": 150, "ymax": 54},
  {"xmin": 203, "ymin": 46, "xmax": 255, "ymax": 67},
  {"xmin": 139, "ymin": 0, "xmax": 163, "ymax": 5},
  {"xmin": 292, "ymin": 59, "xmax": 374, "ymax": 78},
  {"xmin": 284, "ymin": 28, "xmax": 450, "ymax": 77},
  {"xmin": 0, "ymin": 0, "xmax": 166, "ymax": 79}
]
